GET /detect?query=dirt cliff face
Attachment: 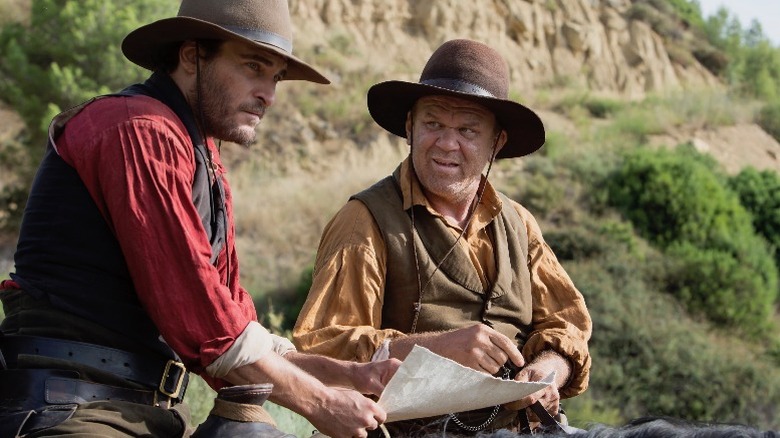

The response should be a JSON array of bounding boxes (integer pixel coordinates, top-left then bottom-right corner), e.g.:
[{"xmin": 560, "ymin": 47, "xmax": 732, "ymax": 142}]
[{"xmin": 288, "ymin": 0, "xmax": 718, "ymax": 99}]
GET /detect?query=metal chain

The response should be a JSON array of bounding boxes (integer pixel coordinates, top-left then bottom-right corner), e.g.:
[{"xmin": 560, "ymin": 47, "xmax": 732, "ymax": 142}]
[
  {"xmin": 448, "ymin": 404, "xmax": 502, "ymax": 432},
  {"xmin": 447, "ymin": 366, "xmax": 511, "ymax": 432}
]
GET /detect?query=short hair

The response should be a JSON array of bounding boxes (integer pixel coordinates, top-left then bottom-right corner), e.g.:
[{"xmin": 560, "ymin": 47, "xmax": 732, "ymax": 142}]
[{"xmin": 149, "ymin": 39, "xmax": 224, "ymax": 73}]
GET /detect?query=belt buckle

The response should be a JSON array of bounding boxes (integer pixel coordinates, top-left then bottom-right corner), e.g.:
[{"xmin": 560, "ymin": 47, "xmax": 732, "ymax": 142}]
[{"xmin": 158, "ymin": 360, "xmax": 187, "ymax": 399}]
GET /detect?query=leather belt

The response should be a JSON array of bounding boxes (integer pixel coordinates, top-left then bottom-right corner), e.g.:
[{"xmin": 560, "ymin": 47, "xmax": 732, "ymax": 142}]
[
  {"xmin": 0, "ymin": 335, "xmax": 188, "ymax": 403},
  {"xmin": 0, "ymin": 368, "xmax": 177, "ymax": 410}
]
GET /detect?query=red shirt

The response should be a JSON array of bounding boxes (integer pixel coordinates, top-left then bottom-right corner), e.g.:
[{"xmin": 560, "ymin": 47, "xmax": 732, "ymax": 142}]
[{"xmin": 51, "ymin": 95, "xmax": 256, "ymax": 374}]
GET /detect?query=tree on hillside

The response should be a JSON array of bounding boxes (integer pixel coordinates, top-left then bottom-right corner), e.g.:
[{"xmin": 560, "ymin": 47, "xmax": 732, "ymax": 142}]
[
  {"xmin": 697, "ymin": 5, "xmax": 780, "ymax": 100},
  {"xmin": 0, "ymin": 0, "xmax": 176, "ymax": 153},
  {"xmin": 0, "ymin": 0, "xmax": 176, "ymax": 231}
]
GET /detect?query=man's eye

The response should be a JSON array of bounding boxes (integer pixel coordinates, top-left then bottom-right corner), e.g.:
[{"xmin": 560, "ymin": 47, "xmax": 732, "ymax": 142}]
[
  {"xmin": 425, "ymin": 121, "xmax": 441, "ymax": 129},
  {"xmin": 273, "ymin": 73, "xmax": 283, "ymax": 82},
  {"xmin": 247, "ymin": 62, "xmax": 260, "ymax": 71},
  {"xmin": 460, "ymin": 127, "xmax": 477, "ymax": 137}
]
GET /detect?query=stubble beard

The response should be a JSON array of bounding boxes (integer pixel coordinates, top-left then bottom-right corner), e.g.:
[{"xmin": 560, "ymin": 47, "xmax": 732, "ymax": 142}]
[
  {"xmin": 197, "ymin": 65, "xmax": 263, "ymax": 147},
  {"xmin": 414, "ymin": 155, "xmax": 481, "ymax": 207}
]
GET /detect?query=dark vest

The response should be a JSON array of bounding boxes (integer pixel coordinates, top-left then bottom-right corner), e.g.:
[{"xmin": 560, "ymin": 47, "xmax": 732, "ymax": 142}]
[
  {"xmin": 351, "ymin": 167, "xmax": 533, "ymax": 348},
  {"xmin": 10, "ymin": 72, "xmax": 226, "ymax": 358}
]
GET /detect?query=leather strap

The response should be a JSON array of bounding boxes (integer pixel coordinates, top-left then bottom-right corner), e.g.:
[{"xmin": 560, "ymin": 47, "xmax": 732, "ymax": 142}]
[
  {"xmin": 0, "ymin": 335, "xmax": 188, "ymax": 401},
  {"xmin": 519, "ymin": 401, "xmax": 567, "ymax": 434},
  {"xmin": 529, "ymin": 401, "xmax": 566, "ymax": 433},
  {"xmin": 0, "ymin": 368, "xmax": 177, "ymax": 410}
]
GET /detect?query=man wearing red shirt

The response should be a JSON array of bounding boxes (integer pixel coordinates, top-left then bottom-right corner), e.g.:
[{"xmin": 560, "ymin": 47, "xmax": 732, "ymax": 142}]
[{"xmin": 0, "ymin": 0, "xmax": 397, "ymax": 437}]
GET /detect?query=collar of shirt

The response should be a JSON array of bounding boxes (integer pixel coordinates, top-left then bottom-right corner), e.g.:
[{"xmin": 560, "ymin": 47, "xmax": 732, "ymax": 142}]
[{"xmin": 398, "ymin": 157, "xmax": 503, "ymax": 237}]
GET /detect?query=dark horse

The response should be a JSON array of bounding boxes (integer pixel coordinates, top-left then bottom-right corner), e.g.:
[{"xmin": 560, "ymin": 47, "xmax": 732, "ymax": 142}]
[{"xmin": 414, "ymin": 416, "xmax": 778, "ymax": 438}]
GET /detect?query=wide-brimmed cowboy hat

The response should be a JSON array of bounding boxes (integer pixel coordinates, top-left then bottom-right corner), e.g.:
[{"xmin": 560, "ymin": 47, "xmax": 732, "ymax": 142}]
[
  {"xmin": 122, "ymin": 0, "xmax": 328, "ymax": 84},
  {"xmin": 367, "ymin": 39, "xmax": 544, "ymax": 158}
]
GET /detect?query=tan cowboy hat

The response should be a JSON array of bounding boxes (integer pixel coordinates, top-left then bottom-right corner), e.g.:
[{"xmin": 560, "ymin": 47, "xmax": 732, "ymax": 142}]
[
  {"xmin": 122, "ymin": 0, "xmax": 329, "ymax": 84},
  {"xmin": 367, "ymin": 39, "xmax": 544, "ymax": 158}
]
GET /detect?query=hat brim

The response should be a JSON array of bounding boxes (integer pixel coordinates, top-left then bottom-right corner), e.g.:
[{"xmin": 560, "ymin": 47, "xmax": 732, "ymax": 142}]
[
  {"xmin": 122, "ymin": 17, "xmax": 329, "ymax": 84},
  {"xmin": 367, "ymin": 81, "xmax": 545, "ymax": 158}
]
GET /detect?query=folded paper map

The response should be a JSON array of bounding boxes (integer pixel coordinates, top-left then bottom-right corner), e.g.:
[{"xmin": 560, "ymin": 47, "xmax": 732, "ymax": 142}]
[{"xmin": 377, "ymin": 345, "xmax": 554, "ymax": 422}]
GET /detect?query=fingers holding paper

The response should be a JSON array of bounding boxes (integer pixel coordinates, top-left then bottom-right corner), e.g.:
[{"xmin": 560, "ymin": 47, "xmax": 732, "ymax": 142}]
[
  {"xmin": 389, "ymin": 323, "xmax": 525, "ymax": 375},
  {"xmin": 503, "ymin": 349, "xmax": 572, "ymax": 416}
]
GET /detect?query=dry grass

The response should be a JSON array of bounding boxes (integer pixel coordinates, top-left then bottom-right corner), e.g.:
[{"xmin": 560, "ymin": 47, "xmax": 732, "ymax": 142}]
[{"xmin": 228, "ymin": 134, "xmax": 407, "ymax": 298}]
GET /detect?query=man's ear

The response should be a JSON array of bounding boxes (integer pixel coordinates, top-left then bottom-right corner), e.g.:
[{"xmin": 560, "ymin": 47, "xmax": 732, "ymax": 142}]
[
  {"xmin": 178, "ymin": 41, "xmax": 199, "ymax": 75},
  {"xmin": 404, "ymin": 111, "xmax": 413, "ymax": 145},
  {"xmin": 493, "ymin": 129, "xmax": 508, "ymax": 159}
]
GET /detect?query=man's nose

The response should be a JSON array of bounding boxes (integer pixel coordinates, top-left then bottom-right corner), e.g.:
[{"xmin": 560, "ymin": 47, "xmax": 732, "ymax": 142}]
[
  {"xmin": 254, "ymin": 78, "xmax": 277, "ymax": 108},
  {"xmin": 435, "ymin": 127, "xmax": 460, "ymax": 150}
]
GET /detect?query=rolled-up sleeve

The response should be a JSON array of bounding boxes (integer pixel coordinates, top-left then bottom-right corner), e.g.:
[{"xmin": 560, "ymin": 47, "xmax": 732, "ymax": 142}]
[
  {"xmin": 514, "ymin": 203, "xmax": 592, "ymax": 398},
  {"xmin": 293, "ymin": 200, "xmax": 405, "ymax": 362}
]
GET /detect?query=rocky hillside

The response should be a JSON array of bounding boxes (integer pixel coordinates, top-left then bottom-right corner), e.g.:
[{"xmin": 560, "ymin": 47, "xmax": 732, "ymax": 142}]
[
  {"xmin": 3, "ymin": 0, "xmax": 778, "ymax": 175},
  {"xmin": 264, "ymin": 0, "xmax": 780, "ymax": 176},
  {"xmin": 290, "ymin": 0, "xmax": 718, "ymax": 98}
]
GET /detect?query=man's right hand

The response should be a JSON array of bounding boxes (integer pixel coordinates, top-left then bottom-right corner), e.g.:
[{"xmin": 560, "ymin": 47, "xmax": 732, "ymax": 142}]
[
  {"xmin": 390, "ymin": 324, "xmax": 525, "ymax": 375},
  {"xmin": 308, "ymin": 387, "xmax": 387, "ymax": 438},
  {"xmin": 224, "ymin": 352, "xmax": 387, "ymax": 438}
]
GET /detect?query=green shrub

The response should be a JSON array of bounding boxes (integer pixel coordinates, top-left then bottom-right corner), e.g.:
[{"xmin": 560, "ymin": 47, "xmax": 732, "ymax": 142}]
[
  {"xmin": 606, "ymin": 146, "xmax": 778, "ymax": 332},
  {"xmin": 567, "ymin": 250, "xmax": 780, "ymax": 428},
  {"xmin": 607, "ymin": 146, "xmax": 734, "ymax": 248},
  {"xmin": 691, "ymin": 44, "xmax": 729, "ymax": 76},
  {"xmin": 582, "ymin": 97, "xmax": 623, "ymax": 119},
  {"xmin": 507, "ymin": 156, "xmax": 569, "ymax": 218},
  {"xmin": 626, "ymin": 3, "xmax": 679, "ymax": 41},
  {"xmin": 756, "ymin": 101, "xmax": 780, "ymax": 142},
  {"xmin": 665, "ymin": 43, "xmax": 697, "ymax": 67},
  {"xmin": 664, "ymin": 242, "xmax": 775, "ymax": 332},
  {"xmin": 544, "ymin": 218, "xmax": 637, "ymax": 262},
  {"xmin": 728, "ymin": 167, "xmax": 780, "ymax": 271}
]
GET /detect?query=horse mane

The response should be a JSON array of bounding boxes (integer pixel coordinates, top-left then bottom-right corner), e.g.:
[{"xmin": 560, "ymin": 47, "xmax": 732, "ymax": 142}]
[
  {"xmin": 416, "ymin": 416, "xmax": 778, "ymax": 438},
  {"xmin": 549, "ymin": 416, "xmax": 779, "ymax": 438}
]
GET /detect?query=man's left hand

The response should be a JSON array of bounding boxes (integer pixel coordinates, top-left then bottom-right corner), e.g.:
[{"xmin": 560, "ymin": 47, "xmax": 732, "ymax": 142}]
[
  {"xmin": 504, "ymin": 364, "xmax": 561, "ymax": 414},
  {"xmin": 350, "ymin": 358, "xmax": 402, "ymax": 396},
  {"xmin": 502, "ymin": 350, "xmax": 570, "ymax": 415}
]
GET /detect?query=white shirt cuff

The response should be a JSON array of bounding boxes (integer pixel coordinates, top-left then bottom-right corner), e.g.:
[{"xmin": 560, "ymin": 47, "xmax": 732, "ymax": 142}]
[
  {"xmin": 205, "ymin": 321, "xmax": 296, "ymax": 378},
  {"xmin": 370, "ymin": 339, "xmax": 391, "ymax": 362}
]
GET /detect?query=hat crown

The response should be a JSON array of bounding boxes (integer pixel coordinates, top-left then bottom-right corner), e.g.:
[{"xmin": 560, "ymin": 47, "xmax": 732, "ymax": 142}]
[
  {"xmin": 419, "ymin": 39, "xmax": 509, "ymax": 100},
  {"xmin": 366, "ymin": 38, "xmax": 545, "ymax": 158},
  {"xmin": 177, "ymin": 0, "xmax": 293, "ymax": 53}
]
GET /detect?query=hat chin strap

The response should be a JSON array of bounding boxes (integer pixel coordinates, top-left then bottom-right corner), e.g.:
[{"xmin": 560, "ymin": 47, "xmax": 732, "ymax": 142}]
[
  {"xmin": 193, "ymin": 41, "xmax": 231, "ymax": 288},
  {"xmin": 407, "ymin": 122, "xmax": 500, "ymax": 333}
]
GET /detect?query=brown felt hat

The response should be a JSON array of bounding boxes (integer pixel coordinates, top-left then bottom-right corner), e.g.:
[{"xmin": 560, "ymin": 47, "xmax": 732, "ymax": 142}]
[
  {"xmin": 121, "ymin": 0, "xmax": 329, "ymax": 84},
  {"xmin": 367, "ymin": 39, "xmax": 544, "ymax": 158}
]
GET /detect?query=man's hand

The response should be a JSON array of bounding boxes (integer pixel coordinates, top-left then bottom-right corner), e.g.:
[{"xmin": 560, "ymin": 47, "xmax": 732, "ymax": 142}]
[
  {"xmin": 285, "ymin": 352, "xmax": 400, "ymax": 396},
  {"xmin": 308, "ymin": 387, "xmax": 387, "ymax": 438},
  {"xmin": 390, "ymin": 324, "xmax": 525, "ymax": 375},
  {"xmin": 224, "ymin": 353, "xmax": 388, "ymax": 438},
  {"xmin": 349, "ymin": 358, "xmax": 402, "ymax": 396},
  {"xmin": 504, "ymin": 363, "xmax": 561, "ymax": 414},
  {"xmin": 503, "ymin": 350, "xmax": 571, "ymax": 416}
]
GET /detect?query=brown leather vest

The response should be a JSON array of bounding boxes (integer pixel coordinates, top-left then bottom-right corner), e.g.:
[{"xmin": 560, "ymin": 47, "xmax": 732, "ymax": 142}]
[{"xmin": 351, "ymin": 168, "xmax": 533, "ymax": 348}]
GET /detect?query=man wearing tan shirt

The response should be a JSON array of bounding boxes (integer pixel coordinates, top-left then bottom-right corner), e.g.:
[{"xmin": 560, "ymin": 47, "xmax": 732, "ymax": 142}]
[{"xmin": 293, "ymin": 39, "xmax": 592, "ymax": 436}]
